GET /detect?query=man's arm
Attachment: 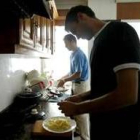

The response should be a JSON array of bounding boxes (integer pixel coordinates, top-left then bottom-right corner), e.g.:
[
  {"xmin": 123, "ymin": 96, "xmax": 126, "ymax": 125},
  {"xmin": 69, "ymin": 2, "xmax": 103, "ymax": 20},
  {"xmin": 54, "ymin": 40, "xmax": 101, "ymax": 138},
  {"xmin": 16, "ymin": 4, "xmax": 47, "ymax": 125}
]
[
  {"xmin": 58, "ymin": 68, "xmax": 139, "ymax": 116},
  {"xmin": 77, "ymin": 68, "xmax": 138, "ymax": 114},
  {"xmin": 57, "ymin": 72, "xmax": 81, "ymax": 87},
  {"xmin": 64, "ymin": 72, "xmax": 81, "ymax": 82},
  {"xmin": 66, "ymin": 90, "xmax": 91, "ymax": 102},
  {"xmin": 59, "ymin": 73, "xmax": 70, "ymax": 80}
]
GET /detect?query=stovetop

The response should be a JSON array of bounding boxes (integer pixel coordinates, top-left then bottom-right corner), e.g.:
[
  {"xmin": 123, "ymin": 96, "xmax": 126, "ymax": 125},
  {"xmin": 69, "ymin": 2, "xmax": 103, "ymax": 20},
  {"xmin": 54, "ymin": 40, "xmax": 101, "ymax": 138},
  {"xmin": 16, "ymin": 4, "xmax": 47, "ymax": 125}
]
[{"xmin": 0, "ymin": 101, "xmax": 45, "ymax": 139}]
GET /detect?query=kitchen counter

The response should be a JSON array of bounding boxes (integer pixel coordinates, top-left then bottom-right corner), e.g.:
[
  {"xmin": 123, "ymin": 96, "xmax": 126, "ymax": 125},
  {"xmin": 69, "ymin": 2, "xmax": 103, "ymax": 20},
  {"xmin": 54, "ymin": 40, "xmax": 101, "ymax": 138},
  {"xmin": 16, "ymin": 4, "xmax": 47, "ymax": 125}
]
[{"xmin": 0, "ymin": 90, "xmax": 72, "ymax": 140}]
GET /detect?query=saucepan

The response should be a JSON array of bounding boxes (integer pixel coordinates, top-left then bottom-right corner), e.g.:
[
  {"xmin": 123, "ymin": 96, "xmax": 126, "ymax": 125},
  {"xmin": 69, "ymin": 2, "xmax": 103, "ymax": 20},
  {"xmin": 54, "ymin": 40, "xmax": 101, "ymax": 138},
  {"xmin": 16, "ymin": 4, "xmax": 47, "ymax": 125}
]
[{"xmin": 13, "ymin": 91, "xmax": 42, "ymax": 108}]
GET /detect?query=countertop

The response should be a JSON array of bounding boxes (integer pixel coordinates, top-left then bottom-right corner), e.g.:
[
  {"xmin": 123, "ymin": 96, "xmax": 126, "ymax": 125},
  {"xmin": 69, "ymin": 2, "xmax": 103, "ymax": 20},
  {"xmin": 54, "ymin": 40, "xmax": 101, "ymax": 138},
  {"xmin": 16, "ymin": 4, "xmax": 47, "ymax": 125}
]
[{"xmin": 0, "ymin": 89, "xmax": 72, "ymax": 140}]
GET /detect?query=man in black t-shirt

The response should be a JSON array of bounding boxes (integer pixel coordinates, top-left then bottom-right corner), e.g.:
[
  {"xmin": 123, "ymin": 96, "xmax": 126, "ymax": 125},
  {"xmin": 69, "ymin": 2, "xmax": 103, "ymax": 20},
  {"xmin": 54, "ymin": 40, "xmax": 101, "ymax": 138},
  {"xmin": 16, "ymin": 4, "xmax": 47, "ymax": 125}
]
[{"xmin": 58, "ymin": 5, "xmax": 140, "ymax": 140}]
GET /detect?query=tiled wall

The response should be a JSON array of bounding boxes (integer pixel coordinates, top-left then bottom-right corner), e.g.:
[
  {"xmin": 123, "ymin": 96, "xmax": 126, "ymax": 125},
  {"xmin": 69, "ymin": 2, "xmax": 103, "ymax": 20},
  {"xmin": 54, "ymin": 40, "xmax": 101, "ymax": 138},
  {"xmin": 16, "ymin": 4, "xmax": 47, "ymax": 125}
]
[{"xmin": 0, "ymin": 54, "xmax": 45, "ymax": 111}]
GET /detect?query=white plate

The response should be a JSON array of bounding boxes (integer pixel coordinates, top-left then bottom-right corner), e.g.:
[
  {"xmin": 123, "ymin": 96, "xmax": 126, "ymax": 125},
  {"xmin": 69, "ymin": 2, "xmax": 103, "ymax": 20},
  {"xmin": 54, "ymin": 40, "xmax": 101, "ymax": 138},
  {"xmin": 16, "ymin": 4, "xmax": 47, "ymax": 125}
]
[
  {"xmin": 49, "ymin": 87, "xmax": 68, "ymax": 92},
  {"xmin": 42, "ymin": 116, "xmax": 76, "ymax": 133},
  {"xmin": 57, "ymin": 87, "xmax": 68, "ymax": 92}
]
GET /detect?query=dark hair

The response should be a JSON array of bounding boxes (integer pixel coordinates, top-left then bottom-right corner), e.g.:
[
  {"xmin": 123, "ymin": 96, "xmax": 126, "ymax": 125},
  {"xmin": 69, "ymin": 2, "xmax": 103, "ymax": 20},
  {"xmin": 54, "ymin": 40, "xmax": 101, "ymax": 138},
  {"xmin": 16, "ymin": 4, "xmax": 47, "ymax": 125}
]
[
  {"xmin": 64, "ymin": 34, "xmax": 77, "ymax": 43},
  {"xmin": 65, "ymin": 5, "xmax": 95, "ymax": 31}
]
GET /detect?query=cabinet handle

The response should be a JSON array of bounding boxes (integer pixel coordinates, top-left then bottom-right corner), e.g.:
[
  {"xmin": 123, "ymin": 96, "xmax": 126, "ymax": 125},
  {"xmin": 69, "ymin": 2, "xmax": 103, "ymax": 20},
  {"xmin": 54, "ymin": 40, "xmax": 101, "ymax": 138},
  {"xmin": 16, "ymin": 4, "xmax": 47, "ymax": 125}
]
[
  {"xmin": 33, "ymin": 21, "xmax": 38, "ymax": 47},
  {"xmin": 33, "ymin": 21, "xmax": 38, "ymax": 28}
]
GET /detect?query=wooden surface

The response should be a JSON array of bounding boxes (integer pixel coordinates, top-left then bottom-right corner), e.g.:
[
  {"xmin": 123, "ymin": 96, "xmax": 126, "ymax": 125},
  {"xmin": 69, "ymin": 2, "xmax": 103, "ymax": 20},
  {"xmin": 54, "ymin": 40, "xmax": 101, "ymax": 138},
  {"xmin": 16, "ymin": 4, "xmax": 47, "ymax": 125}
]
[
  {"xmin": 31, "ymin": 93, "xmax": 74, "ymax": 140},
  {"xmin": 32, "ymin": 120, "xmax": 72, "ymax": 137},
  {"xmin": 117, "ymin": 2, "xmax": 140, "ymax": 19}
]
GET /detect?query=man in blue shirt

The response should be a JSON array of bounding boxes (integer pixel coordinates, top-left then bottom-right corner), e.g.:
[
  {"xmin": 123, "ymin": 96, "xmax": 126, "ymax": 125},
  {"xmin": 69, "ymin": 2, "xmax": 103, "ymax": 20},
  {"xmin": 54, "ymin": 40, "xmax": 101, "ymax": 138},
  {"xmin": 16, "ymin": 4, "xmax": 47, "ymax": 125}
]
[{"xmin": 57, "ymin": 34, "xmax": 90, "ymax": 140}]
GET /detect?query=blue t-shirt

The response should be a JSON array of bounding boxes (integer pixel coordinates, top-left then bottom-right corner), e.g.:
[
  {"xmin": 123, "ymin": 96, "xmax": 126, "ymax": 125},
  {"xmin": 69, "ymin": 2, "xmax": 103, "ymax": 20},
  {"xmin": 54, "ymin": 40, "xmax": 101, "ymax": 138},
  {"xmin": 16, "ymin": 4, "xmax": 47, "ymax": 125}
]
[{"xmin": 70, "ymin": 47, "xmax": 89, "ymax": 82}]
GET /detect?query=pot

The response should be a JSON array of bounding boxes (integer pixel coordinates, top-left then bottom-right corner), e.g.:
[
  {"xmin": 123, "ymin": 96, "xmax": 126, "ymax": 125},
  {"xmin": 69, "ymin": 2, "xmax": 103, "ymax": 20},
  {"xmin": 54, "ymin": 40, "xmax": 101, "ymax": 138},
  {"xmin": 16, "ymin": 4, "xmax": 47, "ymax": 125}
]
[{"xmin": 13, "ymin": 91, "xmax": 42, "ymax": 108}]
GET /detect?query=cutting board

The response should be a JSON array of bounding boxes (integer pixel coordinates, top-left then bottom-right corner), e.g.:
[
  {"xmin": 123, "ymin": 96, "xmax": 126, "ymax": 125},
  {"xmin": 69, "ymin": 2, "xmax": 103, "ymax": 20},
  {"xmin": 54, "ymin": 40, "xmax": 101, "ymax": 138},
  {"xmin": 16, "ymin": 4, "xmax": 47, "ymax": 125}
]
[{"xmin": 32, "ymin": 120, "xmax": 73, "ymax": 139}]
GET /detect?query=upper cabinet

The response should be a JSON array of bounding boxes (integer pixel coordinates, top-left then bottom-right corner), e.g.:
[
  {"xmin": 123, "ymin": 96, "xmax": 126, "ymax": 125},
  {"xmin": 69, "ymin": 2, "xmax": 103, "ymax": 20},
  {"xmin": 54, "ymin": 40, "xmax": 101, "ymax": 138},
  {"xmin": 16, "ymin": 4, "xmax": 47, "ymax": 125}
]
[
  {"xmin": 17, "ymin": 15, "xmax": 50, "ymax": 57},
  {"xmin": 0, "ymin": 0, "xmax": 58, "ymax": 58}
]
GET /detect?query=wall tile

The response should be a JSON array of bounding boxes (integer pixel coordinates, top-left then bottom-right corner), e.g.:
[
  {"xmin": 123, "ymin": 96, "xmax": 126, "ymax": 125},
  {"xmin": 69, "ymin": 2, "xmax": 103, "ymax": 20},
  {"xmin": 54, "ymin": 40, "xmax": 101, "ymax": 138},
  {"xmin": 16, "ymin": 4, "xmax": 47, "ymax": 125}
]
[{"xmin": 0, "ymin": 54, "xmax": 42, "ymax": 111}]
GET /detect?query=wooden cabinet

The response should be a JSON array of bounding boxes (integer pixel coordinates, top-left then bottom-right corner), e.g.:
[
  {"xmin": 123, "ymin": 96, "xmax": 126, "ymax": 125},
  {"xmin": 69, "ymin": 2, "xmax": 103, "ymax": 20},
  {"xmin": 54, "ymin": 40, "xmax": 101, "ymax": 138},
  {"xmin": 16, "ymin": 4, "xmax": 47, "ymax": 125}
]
[
  {"xmin": 0, "ymin": 0, "xmax": 58, "ymax": 57},
  {"xmin": 0, "ymin": 15, "xmax": 55, "ymax": 58},
  {"xmin": 16, "ymin": 15, "xmax": 55, "ymax": 57},
  {"xmin": 19, "ymin": 18, "xmax": 34, "ymax": 50}
]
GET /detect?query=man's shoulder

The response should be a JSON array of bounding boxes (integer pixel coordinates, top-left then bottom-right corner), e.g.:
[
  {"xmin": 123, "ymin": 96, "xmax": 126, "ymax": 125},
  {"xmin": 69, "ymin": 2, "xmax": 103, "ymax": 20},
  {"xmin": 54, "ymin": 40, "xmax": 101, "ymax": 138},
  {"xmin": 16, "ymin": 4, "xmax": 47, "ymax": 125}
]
[
  {"xmin": 73, "ymin": 48, "xmax": 86, "ymax": 60},
  {"xmin": 76, "ymin": 48, "xmax": 86, "ymax": 56},
  {"xmin": 109, "ymin": 21, "xmax": 137, "ymax": 38},
  {"xmin": 109, "ymin": 21, "xmax": 132, "ymax": 30},
  {"xmin": 100, "ymin": 21, "xmax": 134, "ymax": 38}
]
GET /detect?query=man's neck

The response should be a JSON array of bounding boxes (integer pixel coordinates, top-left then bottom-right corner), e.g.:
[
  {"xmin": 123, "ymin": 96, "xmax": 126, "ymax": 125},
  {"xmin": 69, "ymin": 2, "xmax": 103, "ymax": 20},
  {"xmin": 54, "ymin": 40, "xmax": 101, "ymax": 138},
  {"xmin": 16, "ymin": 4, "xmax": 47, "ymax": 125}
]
[
  {"xmin": 90, "ymin": 18, "xmax": 106, "ymax": 35},
  {"xmin": 72, "ymin": 46, "xmax": 78, "ymax": 52}
]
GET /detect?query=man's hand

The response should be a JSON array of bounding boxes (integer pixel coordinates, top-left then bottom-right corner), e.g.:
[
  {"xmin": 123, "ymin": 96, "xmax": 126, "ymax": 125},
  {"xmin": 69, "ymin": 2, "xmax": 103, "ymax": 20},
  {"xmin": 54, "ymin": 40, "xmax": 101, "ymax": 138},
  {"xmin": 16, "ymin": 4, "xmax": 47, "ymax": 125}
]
[
  {"xmin": 57, "ymin": 79, "xmax": 65, "ymax": 87},
  {"xmin": 57, "ymin": 101, "xmax": 79, "ymax": 116}
]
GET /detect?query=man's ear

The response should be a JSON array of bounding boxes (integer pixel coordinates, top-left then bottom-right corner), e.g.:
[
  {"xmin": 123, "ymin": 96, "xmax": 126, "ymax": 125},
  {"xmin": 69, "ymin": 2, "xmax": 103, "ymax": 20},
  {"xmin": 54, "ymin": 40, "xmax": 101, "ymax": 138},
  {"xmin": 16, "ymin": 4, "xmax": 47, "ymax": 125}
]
[{"xmin": 77, "ymin": 12, "xmax": 84, "ymax": 21}]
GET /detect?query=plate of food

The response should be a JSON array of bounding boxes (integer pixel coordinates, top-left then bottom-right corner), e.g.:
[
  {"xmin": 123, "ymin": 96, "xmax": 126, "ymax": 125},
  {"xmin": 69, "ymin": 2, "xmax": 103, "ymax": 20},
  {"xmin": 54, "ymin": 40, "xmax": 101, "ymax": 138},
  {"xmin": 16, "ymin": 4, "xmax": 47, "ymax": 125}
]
[
  {"xmin": 48, "ymin": 86, "xmax": 68, "ymax": 93},
  {"xmin": 56, "ymin": 87, "xmax": 68, "ymax": 92},
  {"xmin": 42, "ymin": 116, "xmax": 76, "ymax": 133}
]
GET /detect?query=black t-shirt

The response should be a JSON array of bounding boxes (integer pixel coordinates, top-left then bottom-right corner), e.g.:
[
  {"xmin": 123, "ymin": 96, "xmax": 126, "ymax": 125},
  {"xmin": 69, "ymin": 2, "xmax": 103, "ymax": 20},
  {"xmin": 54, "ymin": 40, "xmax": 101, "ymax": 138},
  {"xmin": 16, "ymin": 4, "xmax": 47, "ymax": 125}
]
[
  {"xmin": 90, "ymin": 21, "xmax": 140, "ymax": 140},
  {"xmin": 90, "ymin": 21, "xmax": 140, "ymax": 97}
]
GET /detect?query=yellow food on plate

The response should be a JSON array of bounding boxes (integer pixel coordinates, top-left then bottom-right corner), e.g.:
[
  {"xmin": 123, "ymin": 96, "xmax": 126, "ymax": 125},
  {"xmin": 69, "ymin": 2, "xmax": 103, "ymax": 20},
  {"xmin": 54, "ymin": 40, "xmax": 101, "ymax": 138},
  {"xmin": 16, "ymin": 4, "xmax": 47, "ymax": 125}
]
[{"xmin": 44, "ymin": 117, "xmax": 71, "ymax": 132}]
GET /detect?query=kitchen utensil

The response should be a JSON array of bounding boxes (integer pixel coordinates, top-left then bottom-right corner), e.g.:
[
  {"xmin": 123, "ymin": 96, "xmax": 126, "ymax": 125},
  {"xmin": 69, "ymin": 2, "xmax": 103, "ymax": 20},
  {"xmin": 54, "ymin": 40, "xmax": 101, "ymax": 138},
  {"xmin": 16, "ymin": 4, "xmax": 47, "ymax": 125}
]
[
  {"xmin": 13, "ymin": 91, "xmax": 42, "ymax": 108},
  {"xmin": 31, "ymin": 109, "xmax": 38, "ymax": 115},
  {"xmin": 30, "ymin": 77, "xmax": 48, "ymax": 87},
  {"xmin": 27, "ymin": 70, "xmax": 39, "ymax": 81},
  {"xmin": 30, "ymin": 81, "xmax": 46, "ymax": 92}
]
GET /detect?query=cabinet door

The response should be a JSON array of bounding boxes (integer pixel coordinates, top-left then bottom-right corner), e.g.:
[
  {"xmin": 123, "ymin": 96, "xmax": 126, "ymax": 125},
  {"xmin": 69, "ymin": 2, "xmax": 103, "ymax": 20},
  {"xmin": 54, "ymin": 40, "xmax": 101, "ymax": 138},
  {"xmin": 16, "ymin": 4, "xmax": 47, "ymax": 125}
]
[
  {"xmin": 50, "ymin": 20, "xmax": 55, "ymax": 54},
  {"xmin": 45, "ymin": 19, "xmax": 55, "ymax": 55},
  {"xmin": 46, "ymin": 19, "xmax": 51, "ymax": 54},
  {"xmin": 33, "ymin": 15, "xmax": 52, "ymax": 55},
  {"xmin": 40, "ymin": 16, "xmax": 47, "ymax": 51},
  {"xmin": 33, "ymin": 15, "xmax": 42, "ymax": 51},
  {"xmin": 18, "ymin": 15, "xmax": 55, "ymax": 57},
  {"xmin": 19, "ymin": 18, "xmax": 34, "ymax": 48}
]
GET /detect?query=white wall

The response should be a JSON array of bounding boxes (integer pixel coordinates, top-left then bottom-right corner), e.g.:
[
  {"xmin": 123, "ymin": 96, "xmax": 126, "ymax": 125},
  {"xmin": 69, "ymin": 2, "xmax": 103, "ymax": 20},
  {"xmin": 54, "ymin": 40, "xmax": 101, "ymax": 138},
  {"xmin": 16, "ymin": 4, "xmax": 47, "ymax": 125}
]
[
  {"xmin": 55, "ymin": 0, "xmax": 87, "ymax": 9},
  {"xmin": 88, "ymin": 0, "xmax": 116, "ymax": 20},
  {"xmin": 0, "ymin": 54, "xmax": 50, "ymax": 112}
]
